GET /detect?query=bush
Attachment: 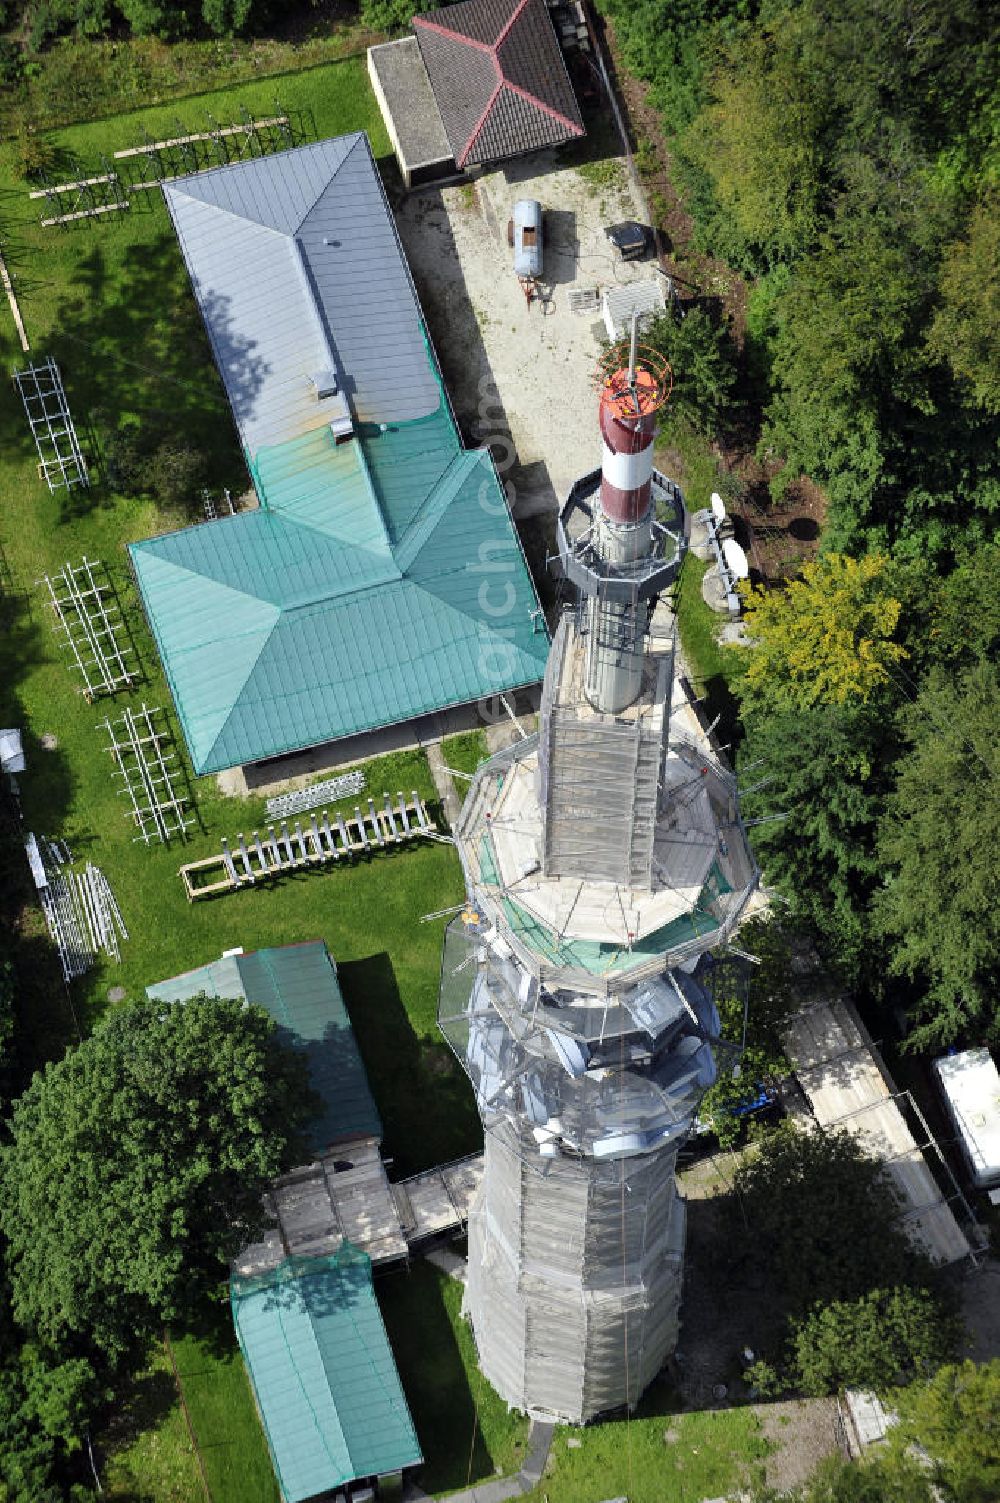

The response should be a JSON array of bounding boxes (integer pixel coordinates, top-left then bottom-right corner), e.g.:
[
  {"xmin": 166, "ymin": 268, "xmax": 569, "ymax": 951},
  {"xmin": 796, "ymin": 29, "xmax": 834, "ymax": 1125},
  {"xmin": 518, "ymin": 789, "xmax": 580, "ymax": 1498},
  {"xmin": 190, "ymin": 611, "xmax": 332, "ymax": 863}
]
[{"xmin": 791, "ymin": 1287, "xmax": 959, "ymax": 1396}]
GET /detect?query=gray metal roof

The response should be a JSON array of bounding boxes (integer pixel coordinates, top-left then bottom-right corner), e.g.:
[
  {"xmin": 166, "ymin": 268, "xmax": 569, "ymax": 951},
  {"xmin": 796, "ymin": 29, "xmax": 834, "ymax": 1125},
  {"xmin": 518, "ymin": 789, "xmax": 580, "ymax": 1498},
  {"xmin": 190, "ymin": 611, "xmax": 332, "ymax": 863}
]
[{"xmin": 163, "ymin": 134, "xmax": 441, "ymax": 456}]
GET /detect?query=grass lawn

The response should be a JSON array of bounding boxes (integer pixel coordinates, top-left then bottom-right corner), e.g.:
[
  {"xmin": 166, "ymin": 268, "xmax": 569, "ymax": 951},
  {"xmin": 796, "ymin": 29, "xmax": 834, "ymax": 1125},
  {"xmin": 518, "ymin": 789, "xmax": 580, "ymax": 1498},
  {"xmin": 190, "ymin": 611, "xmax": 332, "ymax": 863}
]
[
  {"xmin": 170, "ymin": 1323, "xmax": 279, "ymax": 1503},
  {"xmin": 440, "ymin": 728, "xmax": 490, "ymax": 804},
  {"xmin": 101, "ymin": 1343, "xmax": 205, "ymax": 1503},
  {"xmin": 526, "ymin": 1395, "xmax": 771, "ymax": 1503},
  {"xmin": 673, "ymin": 554, "xmax": 743, "ymax": 753},
  {"xmin": 378, "ymin": 1262, "xmax": 529, "ymax": 1496}
]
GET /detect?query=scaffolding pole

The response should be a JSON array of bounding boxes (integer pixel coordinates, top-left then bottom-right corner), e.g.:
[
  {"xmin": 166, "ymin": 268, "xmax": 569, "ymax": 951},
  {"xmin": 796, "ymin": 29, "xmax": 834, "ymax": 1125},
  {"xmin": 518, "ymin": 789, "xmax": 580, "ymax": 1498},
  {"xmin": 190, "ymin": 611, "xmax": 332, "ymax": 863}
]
[{"xmin": 40, "ymin": 556, "xmax": 135, "ymax": 699}]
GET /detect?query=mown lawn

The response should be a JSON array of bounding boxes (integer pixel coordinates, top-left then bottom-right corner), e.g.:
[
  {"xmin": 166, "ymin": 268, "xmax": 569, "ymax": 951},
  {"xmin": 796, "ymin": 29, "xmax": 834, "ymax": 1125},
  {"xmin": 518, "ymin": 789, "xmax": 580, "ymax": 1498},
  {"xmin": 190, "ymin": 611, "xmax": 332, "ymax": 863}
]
[
  {"xmin": 101, "ymin": 1343, "xmax": 204, "ymax": 1503},
  {"xmin": 378, "ymin": 1262, "xmax": 530, "ymax": 1496},
  {"xmin": 525, "ymin": 1397, "xmax": 771, "ymax": 1503},
  {"xmin": 673, "ymin": 553, "xmax": 743, "ymax": 752},
  {"xmin": 170, "ymin": 1323, "xmax": 279, "ymax": 1503}
]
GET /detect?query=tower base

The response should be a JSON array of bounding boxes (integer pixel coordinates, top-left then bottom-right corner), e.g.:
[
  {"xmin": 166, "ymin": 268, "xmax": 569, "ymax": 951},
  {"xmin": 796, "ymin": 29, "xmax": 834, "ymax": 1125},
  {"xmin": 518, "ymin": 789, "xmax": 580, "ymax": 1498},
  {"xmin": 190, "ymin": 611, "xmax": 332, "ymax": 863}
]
[{"xmin": 464, "ymin": 1122, "xmax": 686, "ymax": 1423}]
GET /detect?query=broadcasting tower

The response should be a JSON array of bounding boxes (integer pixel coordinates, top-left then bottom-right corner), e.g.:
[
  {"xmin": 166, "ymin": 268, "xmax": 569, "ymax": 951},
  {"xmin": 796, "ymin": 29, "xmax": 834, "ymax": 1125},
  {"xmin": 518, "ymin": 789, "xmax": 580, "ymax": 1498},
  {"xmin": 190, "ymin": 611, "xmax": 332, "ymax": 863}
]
[{"xmin": 438, "ymin": 321, "xmax": 759, "ymax": 1423}]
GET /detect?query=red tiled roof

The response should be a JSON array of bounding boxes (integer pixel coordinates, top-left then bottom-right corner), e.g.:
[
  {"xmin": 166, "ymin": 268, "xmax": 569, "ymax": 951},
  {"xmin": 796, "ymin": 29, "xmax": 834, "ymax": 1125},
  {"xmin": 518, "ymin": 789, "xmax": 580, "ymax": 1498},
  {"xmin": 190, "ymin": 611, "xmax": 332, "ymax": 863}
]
[{"xmin": 414, "ymin": 0, "xmax": 585, "ymax": 167}]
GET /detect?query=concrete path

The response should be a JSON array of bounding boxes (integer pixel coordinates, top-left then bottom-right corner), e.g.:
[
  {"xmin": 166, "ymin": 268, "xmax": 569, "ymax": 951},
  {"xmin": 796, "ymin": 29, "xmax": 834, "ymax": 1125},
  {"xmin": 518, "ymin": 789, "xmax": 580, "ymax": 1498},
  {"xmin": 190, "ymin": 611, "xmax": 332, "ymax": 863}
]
[
  {"xmin": 425, "ymin": 739, "xmax": 463, "ymax": 828},
  {"xmin": 405, "ymin": 1418, "xmax": 555, "ymax": 1503}
]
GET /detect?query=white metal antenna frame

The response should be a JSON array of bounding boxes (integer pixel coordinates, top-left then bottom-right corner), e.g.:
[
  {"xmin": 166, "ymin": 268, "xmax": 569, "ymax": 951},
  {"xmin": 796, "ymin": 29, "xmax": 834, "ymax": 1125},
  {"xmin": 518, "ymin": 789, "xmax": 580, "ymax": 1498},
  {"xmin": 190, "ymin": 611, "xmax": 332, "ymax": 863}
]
[
  {"xmin": 40, "ymin": 556, "xmax": 135, "ymax": 700},
  {"xmin": 100, "ymin": 703, "xmax": 192, "ymax": 845},
  {"xmin": 13, "ymin": 358, "xmax": 88, "ymax": 492}
]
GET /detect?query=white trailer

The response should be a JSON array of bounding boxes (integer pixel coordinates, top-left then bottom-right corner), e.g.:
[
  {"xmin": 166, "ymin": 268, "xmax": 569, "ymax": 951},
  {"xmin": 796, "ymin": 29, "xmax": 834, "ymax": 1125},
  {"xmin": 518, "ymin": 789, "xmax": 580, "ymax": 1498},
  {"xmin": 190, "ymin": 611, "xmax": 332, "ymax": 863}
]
[{"xmin": 933, "ymin": 1048, "xmax": 1000, "ymax": 1204}]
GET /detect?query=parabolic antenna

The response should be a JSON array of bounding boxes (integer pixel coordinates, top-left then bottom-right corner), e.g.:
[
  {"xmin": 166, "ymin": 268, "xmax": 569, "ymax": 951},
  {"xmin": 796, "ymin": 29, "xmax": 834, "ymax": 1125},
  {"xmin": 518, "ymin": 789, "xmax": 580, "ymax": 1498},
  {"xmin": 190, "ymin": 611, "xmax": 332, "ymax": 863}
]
[
  {"xmin": 723, "ymin": 537, "xmax": 749, "ymax": 580},
  {"xmin": 710, "ymin": 492, "xmax": 726, "ymax": 522}
]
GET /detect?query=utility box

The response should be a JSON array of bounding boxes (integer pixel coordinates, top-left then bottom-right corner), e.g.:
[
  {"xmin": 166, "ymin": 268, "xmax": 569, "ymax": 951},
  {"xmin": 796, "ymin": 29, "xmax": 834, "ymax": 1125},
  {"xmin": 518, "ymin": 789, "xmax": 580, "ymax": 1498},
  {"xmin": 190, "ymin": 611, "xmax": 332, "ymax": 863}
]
[{"xmin": 932, "ymin": 1047, "xmax": 1000, "ymax": 1203}]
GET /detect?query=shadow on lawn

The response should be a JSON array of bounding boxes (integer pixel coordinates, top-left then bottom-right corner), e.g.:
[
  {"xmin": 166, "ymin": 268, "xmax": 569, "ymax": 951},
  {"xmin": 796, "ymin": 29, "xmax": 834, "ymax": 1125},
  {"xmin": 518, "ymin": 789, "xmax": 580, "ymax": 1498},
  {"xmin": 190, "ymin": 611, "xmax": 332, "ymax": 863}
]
[
  {"xmin": 340, "ymin": 951, "xmax": 482, "ymax": 1179},
  {"xmin": 378, "ymin": 1262, "xmax": 504, "ymax": 1494},
  {"xmin": 45, "ymin": 234, "xmax": 250, "ymax": 518}
]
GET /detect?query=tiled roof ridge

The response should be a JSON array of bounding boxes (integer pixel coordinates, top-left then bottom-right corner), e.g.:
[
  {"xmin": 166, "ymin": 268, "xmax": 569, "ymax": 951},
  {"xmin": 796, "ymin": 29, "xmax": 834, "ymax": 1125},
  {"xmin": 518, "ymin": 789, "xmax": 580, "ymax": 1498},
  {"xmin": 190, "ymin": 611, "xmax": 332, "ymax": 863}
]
[{"xmin": 414, "ymin": 0, "xmax": 583, "ymax": 165}]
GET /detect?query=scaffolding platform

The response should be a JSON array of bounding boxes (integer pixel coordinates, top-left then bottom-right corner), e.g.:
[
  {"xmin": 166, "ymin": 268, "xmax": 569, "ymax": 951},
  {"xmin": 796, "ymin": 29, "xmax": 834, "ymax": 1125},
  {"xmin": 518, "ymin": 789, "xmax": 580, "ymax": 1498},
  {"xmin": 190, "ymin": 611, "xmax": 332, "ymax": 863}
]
[
  {"xmin": 100, "ymin": 703, "xmax": 192, "ymax": 845},
  {"xmin": 393, "ymin": 1153, "xmax": 485, "ymax": 1242},
  {"xmin": 13, "ymin": 357, "xmax": 88, "ymax": 492}
]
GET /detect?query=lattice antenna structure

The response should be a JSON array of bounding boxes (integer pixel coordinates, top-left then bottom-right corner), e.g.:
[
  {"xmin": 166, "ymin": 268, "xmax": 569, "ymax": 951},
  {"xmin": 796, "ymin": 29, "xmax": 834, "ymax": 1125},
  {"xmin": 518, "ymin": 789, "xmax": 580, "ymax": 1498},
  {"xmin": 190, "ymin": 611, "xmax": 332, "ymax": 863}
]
[
  {"xmin": 40, "ymin": 556, "xmax": 135, "ymax": 700},
  {"xmin": 13, "ymin": 357, "xmax": 88, "ymax": 492},
  {"xmin": 100, "ymin": 704, "xmax": 192, "ymax": 845}
]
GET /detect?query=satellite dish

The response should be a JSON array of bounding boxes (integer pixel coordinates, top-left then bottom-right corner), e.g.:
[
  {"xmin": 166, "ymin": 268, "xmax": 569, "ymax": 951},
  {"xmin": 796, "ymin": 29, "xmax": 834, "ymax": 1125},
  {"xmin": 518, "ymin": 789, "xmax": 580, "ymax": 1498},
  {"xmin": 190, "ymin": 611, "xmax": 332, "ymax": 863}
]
[
  {"xmin": 710, "ymin": 492, "xmax": 726, "ymax": 522},
  {"xmin": 723, "ymin": 537, "xmax": 749, "ymax": 580}
]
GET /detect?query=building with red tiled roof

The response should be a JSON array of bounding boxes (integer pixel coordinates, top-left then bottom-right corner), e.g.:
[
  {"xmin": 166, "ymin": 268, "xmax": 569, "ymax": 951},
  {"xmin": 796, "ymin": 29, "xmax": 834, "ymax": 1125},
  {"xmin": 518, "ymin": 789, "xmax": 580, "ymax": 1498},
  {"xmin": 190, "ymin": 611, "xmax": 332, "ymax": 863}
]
[{"xmin": 413, "ymin": 0, "xmax": 584, "ymax": 167}]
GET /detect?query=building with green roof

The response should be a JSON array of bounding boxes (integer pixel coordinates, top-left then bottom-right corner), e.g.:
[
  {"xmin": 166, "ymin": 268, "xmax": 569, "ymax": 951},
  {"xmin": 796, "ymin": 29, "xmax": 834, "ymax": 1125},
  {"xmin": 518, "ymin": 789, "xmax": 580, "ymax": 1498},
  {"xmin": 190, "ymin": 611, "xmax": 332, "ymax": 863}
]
[
  {"xmin": 146, "ymin": 940, "xmax": 380, "ymax": 1156},
  {"xmin": 130, "ymin": 133, "xmax": 549, "ymax": 776},
  {"xmin": 232, "ymin": 1247, "xmax": 422, "ymax": 1502}
]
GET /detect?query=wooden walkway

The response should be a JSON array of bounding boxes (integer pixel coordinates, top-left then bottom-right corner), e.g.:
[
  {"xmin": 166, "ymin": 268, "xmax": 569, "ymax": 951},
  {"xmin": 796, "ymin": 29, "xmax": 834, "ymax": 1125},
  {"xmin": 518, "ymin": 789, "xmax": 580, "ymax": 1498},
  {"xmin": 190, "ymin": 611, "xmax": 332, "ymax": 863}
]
[{"xmin": 233, "ymin": 1146, "xmax": 485, "ymax": 1278}]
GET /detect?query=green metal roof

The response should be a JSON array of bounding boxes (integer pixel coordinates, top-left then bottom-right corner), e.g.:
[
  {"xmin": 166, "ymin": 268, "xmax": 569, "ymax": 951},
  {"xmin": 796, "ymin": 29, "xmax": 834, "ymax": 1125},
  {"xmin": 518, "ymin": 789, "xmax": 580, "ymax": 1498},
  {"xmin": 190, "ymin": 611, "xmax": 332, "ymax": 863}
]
[
  {"xmin": 146, "ymin": 941, "xmax": 380, "ymax": 1153},
  {"xmin": 131, "ymin": 403, "xmax": 548, "ymax": 774},
  {"xmin": 232, "ymin": 1247, "xmax": 421, "ymax": 1502}
]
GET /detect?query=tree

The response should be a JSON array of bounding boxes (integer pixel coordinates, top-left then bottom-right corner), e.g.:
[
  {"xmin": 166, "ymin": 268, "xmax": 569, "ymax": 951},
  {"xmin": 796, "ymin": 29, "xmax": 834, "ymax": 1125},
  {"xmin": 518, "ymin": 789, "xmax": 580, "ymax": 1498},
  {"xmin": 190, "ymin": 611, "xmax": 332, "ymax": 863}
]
[
  {"xmin": 739, "ymin": 553, "xmax": 907, "ymax": 713},
  {"xmin": 727, "ymin": 1125, "xmax": 927, "ymax": 1320},
  {"xmin": 698, "ymin": 918, "xmax": 795, "ymax": 1145},
  {"xmin": 791, "ymin": 1286, "xmax": 959, "ymax": 1396},
  {"xmin": 0, "ymin": 995, "xmax": 313, "ymax": 1357},
  {"xmin": 926, "ymin": 195, "xmax": 1000, "ymax": 414},
  {"xmin": 644, "ymin": 304, "xmax": 739, "ymax": 435},
  {"xmin": 873, "ymin": 661, "xmax": 1000, "ymax": 1046},
  {"xmin": 891, "ymin": 1360, "xmax": 1000, "ymax": 1503},
  {"xmin": 736, "ymin": 702, "xmax": 892, "ymax": 979},
  {"xmin": 680, "ymin": 17, "xmax": 829, "ymax": 268}
]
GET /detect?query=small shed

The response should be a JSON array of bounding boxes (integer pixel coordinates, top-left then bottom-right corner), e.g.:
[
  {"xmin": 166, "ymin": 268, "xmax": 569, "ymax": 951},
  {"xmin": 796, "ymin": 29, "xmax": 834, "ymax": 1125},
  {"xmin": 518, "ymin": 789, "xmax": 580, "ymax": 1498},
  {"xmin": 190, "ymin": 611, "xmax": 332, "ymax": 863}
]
[
  {"xmin": 602, "ymin": 280, "xmax": 667, "ymax": 341},
  {"xmin": 147, "ymin": 940, "xmax": 381, "ymax": 1156},
  {"xmin": 367, "ymin": 36, "xmax": 454, "ymax": 188},
  {"xmin": 232, "ymin": 1247, "xmax": 422, "ymax": 1503},
  {"xmin": 933, "ymin": 1048, "xmax": 1000, "ymax": 1199},
  {"xmin": 411, "ymin": 0, "xmax": 584, "ymax": 169}
]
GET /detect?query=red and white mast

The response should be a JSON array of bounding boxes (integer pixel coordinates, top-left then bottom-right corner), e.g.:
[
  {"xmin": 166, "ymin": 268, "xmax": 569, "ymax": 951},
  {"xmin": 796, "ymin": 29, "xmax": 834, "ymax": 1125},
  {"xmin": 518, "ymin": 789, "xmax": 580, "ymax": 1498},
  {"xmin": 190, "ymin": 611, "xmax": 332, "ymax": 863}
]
[{"xmin": 584, "ymin": 316, "xmax": 672, "ymax": 712}]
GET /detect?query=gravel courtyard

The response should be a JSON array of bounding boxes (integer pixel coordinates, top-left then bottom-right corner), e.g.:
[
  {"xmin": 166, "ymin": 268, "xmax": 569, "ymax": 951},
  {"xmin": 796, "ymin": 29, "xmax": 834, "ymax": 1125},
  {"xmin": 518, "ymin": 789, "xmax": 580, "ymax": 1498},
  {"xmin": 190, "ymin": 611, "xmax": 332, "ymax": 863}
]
[{"xmin": 394, "ymin": 146, "xmax": 666, "ymax": 520}]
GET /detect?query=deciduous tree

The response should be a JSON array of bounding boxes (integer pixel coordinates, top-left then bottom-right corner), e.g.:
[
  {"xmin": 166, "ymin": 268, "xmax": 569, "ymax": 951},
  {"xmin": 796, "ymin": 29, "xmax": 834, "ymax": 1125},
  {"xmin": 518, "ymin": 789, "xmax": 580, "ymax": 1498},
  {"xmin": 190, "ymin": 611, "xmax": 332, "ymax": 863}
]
[
  {"xmin": 0, "ymin": 995, "xmax": 312, "ymax": 1357},
  {"xmin": 739, "ymin": 553, "xmax": 907, "ymax": 713}
]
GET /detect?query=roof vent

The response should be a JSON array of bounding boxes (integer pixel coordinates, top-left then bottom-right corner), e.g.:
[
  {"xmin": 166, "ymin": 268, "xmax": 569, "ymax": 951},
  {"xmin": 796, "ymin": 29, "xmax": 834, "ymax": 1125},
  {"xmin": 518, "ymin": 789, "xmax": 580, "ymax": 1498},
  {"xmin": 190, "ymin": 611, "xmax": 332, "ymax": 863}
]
[
  {"xmin": 327, "ymin": 390, "xmax": 354, "ymax": 445},
  {"xmin": 311, "ymin": 369, "xmax": 339, "ymax": 400}
]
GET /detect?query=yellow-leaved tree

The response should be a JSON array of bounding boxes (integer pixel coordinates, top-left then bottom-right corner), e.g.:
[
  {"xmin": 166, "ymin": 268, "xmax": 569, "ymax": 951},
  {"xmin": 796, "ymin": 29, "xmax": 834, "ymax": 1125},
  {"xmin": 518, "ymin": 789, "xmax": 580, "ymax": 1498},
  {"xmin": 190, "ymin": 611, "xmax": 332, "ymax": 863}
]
[{"xmin": 740, "ymin": 553, "xmax": 907, "ymax": 711}]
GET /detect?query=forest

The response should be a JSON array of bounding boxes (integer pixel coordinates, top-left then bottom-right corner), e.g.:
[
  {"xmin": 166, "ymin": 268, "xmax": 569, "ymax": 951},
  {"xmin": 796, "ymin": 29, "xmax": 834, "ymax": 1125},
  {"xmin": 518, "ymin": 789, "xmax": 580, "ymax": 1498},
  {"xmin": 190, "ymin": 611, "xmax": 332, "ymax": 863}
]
[{"xmin": 593, "ymin": 0, "xmax": 1000, "ymax": 1049}]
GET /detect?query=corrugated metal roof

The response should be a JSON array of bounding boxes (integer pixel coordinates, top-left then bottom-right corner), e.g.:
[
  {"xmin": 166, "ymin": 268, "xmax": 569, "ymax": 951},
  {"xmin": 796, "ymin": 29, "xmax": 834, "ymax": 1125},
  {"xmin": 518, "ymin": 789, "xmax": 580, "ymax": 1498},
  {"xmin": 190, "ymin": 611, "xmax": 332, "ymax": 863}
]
[
  {"xmin": 134, "ymin": 134, "xmax": 549, "ymax": 774},
  {"xmin": 133, "ymin": 415, "xmax": 548, "ymax": 773},
  {"xmin": 413, "ymin": 0, "xmax": 585, "ymax": 167},
  {"xmin": 147, "ymin": 941, "xmax": 381, "ymax": 1152},
  {"xmin": 232, "ymin": 1247, "xmax": 421, "ymax": 1502},
  {"xmin": 163, "ymin": 134, "xmax": 439, "ymax": 445}
]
